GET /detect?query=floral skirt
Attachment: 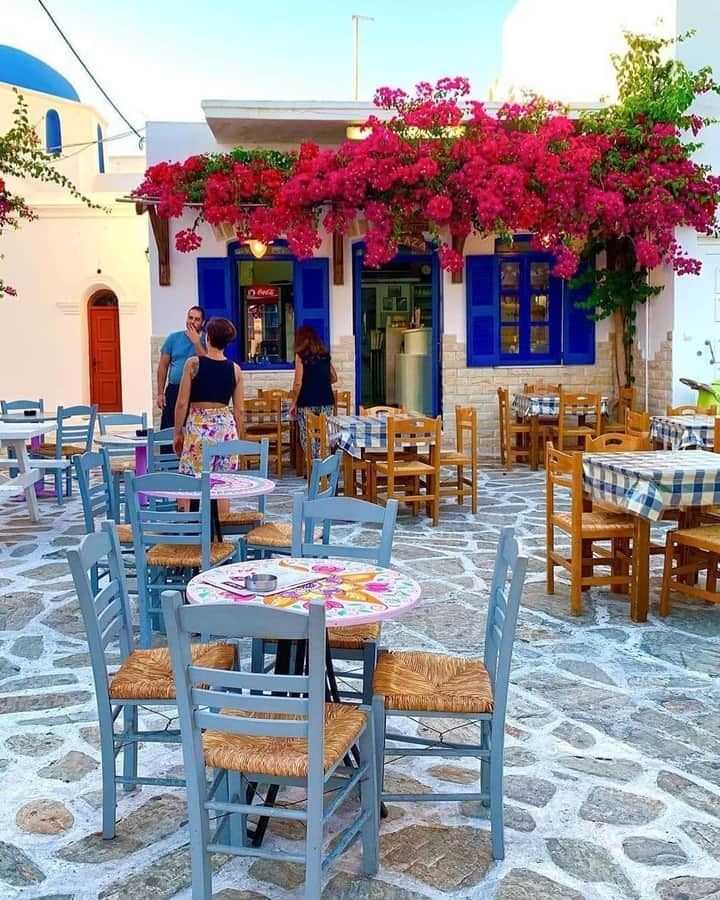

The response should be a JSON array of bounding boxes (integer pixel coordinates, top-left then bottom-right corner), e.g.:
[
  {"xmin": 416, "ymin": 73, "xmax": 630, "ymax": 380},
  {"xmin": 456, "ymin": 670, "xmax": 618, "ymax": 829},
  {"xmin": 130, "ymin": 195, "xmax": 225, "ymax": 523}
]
[
  {"xmin": 297, "ymin": 404, "xmax": 334, "ymax": 458},
  {"xmin": 179, "ymin": 406, "xmax": 239, "ymax": 476}
]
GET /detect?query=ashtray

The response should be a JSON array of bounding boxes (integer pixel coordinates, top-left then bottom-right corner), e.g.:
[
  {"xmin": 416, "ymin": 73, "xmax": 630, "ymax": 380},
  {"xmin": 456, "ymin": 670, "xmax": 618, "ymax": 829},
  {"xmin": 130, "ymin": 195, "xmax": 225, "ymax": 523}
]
[
  {"xmin": 244, "ymin": 573, "xmax": 278, "ymax": 594},
  {"xmin": 23, "ymin": 410, "xmax": 37, "ymax": 417},
  {"xmin": 135, "ymin": 428, "xmax": 148, "ymax": 437}
]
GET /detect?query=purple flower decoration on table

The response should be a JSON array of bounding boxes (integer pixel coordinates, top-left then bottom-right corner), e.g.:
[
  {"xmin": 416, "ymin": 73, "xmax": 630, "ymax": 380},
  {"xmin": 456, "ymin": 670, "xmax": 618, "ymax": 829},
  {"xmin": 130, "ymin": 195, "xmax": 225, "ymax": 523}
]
[
  {"xmin": 302, "ymin": 598, "xmax": 343, "ymax": 611},
  {"xmin": 365, "ymin": 581, "xmax": 389, "ymax": 592},
  {"xmin": 311, "ymin": 564, "xmax": 344, "ymax": 574}
]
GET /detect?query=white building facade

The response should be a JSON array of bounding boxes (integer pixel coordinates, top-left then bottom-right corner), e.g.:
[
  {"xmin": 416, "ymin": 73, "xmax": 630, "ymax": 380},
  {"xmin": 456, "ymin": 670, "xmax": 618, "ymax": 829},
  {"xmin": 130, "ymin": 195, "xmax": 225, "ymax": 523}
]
[{"xmin": 0, "ymin": 46, "xmax": 151, "ymax": 414}]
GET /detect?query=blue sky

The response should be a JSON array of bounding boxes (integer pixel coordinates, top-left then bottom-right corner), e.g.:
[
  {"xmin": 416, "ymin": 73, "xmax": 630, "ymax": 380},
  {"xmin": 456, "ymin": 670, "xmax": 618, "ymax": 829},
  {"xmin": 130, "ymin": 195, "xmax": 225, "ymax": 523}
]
[{"xmin": 4, "ymin": 0, "xmax": 515, "ymax": 152}]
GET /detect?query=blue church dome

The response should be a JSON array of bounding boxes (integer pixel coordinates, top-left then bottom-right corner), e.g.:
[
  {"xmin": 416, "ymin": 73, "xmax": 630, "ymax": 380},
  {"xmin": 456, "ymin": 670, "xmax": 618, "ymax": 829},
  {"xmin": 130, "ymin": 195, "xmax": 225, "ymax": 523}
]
[{"xmin": 0, "ymin": 46, "xmax": 79, "ymax": 102}]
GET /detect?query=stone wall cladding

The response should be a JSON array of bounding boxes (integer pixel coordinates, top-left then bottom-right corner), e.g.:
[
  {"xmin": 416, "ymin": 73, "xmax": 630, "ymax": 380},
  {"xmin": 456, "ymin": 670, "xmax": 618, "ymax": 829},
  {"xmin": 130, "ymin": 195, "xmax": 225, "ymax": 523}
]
[
  {"xmin": 441, "ymin": 333, "xmax": 615, "ymax": 457},
  {"xmin": 647, "ymin": 331, "xmax": 673, "ymax": 415},
  {"xmin": 150, "ymin": 334, "xmax": 356, "ymax": 427}
]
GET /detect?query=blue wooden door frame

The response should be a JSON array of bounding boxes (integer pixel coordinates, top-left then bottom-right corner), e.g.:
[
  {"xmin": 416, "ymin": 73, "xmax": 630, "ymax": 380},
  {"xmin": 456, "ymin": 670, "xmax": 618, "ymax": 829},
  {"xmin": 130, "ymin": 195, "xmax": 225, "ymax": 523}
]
[{"xmin": 352, "ymin": 242, "xmax": 442, "ymax": 416}]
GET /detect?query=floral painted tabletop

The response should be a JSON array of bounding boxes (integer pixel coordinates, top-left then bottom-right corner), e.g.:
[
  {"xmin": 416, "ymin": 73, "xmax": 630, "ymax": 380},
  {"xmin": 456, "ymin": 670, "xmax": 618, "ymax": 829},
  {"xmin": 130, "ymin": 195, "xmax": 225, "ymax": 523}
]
[
  {"xmin": 142, "ymin": 473, "xmax": 276, "ymax": 500},
  {"xmin": 187, "ymin": 557, "xmax": 421, "ymax": 626}
]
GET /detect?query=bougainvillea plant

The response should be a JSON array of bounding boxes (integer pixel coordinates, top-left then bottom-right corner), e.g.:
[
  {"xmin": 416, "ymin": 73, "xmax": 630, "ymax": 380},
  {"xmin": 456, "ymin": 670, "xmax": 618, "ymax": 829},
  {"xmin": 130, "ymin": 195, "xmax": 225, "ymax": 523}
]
[
  {"xmin": 0, "ymin": 91, "xmax": 97, "ymax": 297},
  {"xmin": 133, "ymin": 32, "xmax": 720, "ymax": 384}
]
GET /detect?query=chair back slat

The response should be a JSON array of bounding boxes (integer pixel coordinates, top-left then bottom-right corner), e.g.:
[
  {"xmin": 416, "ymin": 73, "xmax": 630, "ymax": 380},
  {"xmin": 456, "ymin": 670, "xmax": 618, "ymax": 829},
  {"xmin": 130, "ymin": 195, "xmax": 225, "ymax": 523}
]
[
  {"xmin": 163, "ymin": 594, "xmax": 327, "ymax": 763},
  {"xmin": 483, "ymin": 527, "xmax": 528, "ymax": 720},
  {"xmin": 187, "ymin": 665, "xmax": 307, "ymax": 695},
  {"xmin": 359, "ymin": 405, "xmax": 407, "ymax": 416},
  {"xmin": 667, "ymin": 403, "xmax": 717, "ymax": 416},
  {"xmin": 523, "ymin": 382, "xmax": 561, "ymax": 394},
  {"xmin": 626, "ymin": 409, "xmax": 650, "ymax": 438},
  {"xmin": 291, "ymin": 493, "xmax": 398, "ymax": 566},
  {"xmin": 333, "ymin": 389, "xmax": 352, "ymax": 415},
  {"xmin": 545, "ymin": 442, "xmax": 582, "ymax": 528},
  {"xmin": 100, "ymin": 614, "xmax": 125, "ymax": 649},
  {"xmin": 585, "ymin": 432, "xmax": 650, "ymax": 452},
  {"xmin": 308, "ymin": 449, "xmax": 342, "ymax": 501},
  {"xmin": 455, "ymin": 405, "xmax": 477, "ymax": 457}
]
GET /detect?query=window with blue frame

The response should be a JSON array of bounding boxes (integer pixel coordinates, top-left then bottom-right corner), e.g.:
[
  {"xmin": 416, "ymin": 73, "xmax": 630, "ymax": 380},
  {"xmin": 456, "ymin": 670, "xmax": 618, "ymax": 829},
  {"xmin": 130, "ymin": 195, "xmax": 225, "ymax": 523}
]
[
  {"xmin": 196, "ymin": 243, "xmax": 330, "ymax": 369},
  {"xmin": 466, "ymin": 245, "xmax": 595, "ymax": 367},
  {"xmin": 45, "ymin": 109, "xmax": 62, "ymax": 155}
]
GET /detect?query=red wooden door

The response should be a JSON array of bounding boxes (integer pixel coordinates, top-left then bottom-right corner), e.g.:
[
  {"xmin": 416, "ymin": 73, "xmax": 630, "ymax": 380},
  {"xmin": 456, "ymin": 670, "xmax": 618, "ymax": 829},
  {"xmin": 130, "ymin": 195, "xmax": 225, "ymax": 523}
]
[{"xmin": 88, "ymin": 305, "xmax": 122, "ymax": 411}]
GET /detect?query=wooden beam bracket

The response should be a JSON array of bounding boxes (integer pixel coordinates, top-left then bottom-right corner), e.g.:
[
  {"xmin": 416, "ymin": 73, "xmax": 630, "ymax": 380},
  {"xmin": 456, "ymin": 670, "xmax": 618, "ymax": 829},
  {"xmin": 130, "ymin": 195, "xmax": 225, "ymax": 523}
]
[
  {"xmin": 136, "ymin": 202, "xmax": 170, "ymax": 286},
  {"xmin": 451, "ymin": 233, "xmax": 467, "ymax": 284},
  {"xmin": 332, "ymin": 232, "xmax": 344, "ymax": 286}
]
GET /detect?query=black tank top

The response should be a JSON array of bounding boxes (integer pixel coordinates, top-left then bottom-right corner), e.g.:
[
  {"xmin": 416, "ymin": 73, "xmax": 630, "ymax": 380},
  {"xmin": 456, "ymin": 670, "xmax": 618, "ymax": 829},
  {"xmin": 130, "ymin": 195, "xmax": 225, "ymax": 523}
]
[
  {"xmin": 296, "ymin": 353, "xmax": 334, "ymax": 408},
  {"xmin": 189, "ymin": 357, "xmax": 236, "ymax": 404}
]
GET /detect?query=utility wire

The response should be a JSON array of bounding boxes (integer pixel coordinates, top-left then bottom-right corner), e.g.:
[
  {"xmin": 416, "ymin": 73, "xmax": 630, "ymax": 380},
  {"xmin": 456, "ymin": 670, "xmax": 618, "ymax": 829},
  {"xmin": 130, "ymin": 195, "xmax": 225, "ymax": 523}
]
[
  {"xmin": 61, "ymin": 127, "xmax": 146, "ymax": 152},
  {"xmin": 35, "ymin": 0, "xmax": 145, "ymax": 148}
]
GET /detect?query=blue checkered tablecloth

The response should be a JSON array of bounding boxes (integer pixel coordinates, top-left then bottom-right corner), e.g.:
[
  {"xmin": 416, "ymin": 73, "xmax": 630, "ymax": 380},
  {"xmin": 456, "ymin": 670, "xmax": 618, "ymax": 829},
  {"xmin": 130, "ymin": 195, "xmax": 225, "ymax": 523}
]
[
  {"xmin": 512, "ymin": 394, "xmax": 609, "ymax": 418},
  {"xmin": 328, "ymin": 414, "xmax": 390, "ymax": 459},
  {"xmin": 582, "ymin": 449, "xmax": 720, "ymax": 521},
  {"xmin": 650, "ymin": 415, "xmax": 715, "ymax": 450}
]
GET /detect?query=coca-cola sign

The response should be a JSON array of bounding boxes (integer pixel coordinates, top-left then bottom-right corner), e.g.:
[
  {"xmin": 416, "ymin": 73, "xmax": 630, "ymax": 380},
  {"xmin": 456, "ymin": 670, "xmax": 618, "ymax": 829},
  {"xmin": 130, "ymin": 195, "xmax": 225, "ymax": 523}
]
[{"xmin": 244, "ymin": 285, "xmax": 280, "ymax": 302}]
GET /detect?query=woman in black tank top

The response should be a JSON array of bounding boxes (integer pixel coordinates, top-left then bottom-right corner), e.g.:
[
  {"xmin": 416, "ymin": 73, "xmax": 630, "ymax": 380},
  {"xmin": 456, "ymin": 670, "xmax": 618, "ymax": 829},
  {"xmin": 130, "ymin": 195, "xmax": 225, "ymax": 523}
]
[
  {"xmin": 174, "ymin": 317, "xmax": 244, "ymax": 477},
  {"xmin": 290, "ymin": 324, "xmax": 338, "ymax": 459}
]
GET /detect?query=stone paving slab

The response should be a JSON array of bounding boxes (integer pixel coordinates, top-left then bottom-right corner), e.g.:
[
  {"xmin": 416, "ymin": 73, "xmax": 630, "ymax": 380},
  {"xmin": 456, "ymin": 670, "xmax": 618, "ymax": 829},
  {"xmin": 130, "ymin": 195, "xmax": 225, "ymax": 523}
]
[{"xmin": 0, "ymin": 466, "xmax": 718, "ymax": 899}]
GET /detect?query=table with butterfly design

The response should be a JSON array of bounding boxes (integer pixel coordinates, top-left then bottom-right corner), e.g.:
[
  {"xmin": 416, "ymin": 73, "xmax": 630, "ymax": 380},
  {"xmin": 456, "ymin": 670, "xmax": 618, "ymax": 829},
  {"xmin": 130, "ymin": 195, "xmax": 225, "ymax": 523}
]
[{"xmin": 141, "ymin": 472, "xmax": 275, "ymax": 501}]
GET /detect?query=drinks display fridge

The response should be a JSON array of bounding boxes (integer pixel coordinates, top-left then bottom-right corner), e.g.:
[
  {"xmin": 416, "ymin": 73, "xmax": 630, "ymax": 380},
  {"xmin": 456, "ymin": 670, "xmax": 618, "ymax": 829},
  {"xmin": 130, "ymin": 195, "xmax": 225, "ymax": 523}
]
[{"xmin": 243, "ymin": 285, "xmax": 293, "ymax": 363}]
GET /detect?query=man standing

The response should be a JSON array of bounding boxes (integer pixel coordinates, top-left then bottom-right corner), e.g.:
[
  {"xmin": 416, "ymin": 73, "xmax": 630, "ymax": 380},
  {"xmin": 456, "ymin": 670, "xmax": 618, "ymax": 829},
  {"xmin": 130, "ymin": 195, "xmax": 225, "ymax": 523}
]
[{"xmin": 156, "ymin": 306, "xmax": 207, "ymax": 429}]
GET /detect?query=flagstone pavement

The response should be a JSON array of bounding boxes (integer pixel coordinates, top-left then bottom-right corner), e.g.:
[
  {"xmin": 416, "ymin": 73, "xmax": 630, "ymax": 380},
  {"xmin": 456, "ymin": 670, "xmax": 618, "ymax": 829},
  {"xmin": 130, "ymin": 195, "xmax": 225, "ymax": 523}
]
[{"xmin": 0, "ymin": 466, "xmax": 719, "ymax": 900}]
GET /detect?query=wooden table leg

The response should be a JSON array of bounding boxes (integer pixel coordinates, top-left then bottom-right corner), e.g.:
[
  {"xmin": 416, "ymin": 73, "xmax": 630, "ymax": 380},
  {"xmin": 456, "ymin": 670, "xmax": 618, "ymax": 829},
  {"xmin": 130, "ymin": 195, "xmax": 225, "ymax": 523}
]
[
  {"xmin": 530, "ymin": 416, "xmax": 539, "ymax": 470},
  {"xmin": 631, "ymin": 515, "xmax": 650, "ymax": 622}
]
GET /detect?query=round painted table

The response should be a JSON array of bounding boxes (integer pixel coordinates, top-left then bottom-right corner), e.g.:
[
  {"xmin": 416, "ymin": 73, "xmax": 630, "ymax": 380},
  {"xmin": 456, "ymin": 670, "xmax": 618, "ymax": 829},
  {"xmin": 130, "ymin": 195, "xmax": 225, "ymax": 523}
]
[
  {"xmin": 187, "ymin": 556, "xmax": 421, "ymax": 627},
  {"xmin": 141, "ymin": 472, "xmax": 276, "ymax": 500}
]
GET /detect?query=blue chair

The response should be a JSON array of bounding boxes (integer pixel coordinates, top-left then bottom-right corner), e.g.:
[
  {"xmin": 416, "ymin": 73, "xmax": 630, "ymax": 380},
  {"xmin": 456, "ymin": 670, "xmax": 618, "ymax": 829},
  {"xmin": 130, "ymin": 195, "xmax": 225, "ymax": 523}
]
[
  {"xmin": 1, "ymin": 398, "xmax": 44, "ymax": 415},
  {"xmin": 35, "ymin": 404, "xmax": 97, "ymax": 503},
  {"xmin": 98, "ymin": 412, "xmax": 148, "ymax": 515},
  {"xmin": 66, "ymin": 521, "xmax": 236, "ymax": 840},
  {"xmin": 241, "ymin": 449, "xmax": 342, "ymax": 560},
  {"xmin": 372, "ymin": 526, "xmax": 528, "ymax": 860},
  {"xmin": 147, "ymin": 427, "xmax": 179, "ymax": 473},
  {"xmin": 291, "ymin": 494, "xmax": 399, "ymax": 703},
  {"xmin": 162, "ymin": 591, "xmax": 379, "ymax": 898},
  {"xmin": 1, "ymin": 399, "xmax": 45, "ymax": 476},
  {"xmin": 202, "ymin": 438, "xmax": 270, "ymax": 533},
  {"xmin": 125, "ymin": 471, "xmax": 240, "ymax": 647}
]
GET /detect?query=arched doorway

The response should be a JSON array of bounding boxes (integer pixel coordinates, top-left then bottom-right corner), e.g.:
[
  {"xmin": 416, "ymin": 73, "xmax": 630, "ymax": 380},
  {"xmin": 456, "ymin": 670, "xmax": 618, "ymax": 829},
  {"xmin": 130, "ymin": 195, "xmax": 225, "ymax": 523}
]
[{"xmin": 87, "ymin": 290, "xmax": 122, "ymax": 411}]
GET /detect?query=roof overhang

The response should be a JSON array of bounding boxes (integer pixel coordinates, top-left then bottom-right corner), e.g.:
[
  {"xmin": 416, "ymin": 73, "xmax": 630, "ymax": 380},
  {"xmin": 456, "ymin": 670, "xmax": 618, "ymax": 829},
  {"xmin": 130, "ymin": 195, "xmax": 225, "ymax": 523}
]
[{"xmin": 201, "ymin": 99, "xmax": 388, "ymax": 144}]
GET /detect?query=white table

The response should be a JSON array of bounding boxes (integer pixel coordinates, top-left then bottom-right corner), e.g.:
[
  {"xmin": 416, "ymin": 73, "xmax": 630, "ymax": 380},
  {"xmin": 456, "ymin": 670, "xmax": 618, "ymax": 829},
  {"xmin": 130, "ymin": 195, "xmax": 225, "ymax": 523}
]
[{"xmin": 0, "ymin": 422, "xmax": 56, "ymax": 521}]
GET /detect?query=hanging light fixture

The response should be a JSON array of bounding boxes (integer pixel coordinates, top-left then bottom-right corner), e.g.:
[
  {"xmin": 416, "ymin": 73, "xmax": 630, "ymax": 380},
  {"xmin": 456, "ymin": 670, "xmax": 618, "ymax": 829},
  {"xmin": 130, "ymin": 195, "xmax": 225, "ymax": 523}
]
[{"xmin": 246, "ymin": 239, "xmax": 269, "ymax": 259}]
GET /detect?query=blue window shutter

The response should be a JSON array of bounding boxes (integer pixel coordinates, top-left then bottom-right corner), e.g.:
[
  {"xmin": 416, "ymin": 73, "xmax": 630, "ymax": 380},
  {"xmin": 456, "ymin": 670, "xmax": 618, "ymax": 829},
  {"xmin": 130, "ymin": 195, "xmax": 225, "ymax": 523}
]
[
  {"xmin": 197, "ymin": 257, "xmax": 238, "ymax": 362},
  {"xmin": 295, "ymin": 258, "xmax": 330, "ymax": 348},
  {"xmin": 45, "ymin": 110, "xmax": 62, "ymax": 154},
  {"xmin": 97, "ymin": 125, "xmax": 105, "ymax": 173},
  {"xmin": 562, "ymin": 262, "xmax": 596, "ymax": 365},
  {"xmin": 466, "ymin": 255, "xmax": 499, "ymax": 366}
]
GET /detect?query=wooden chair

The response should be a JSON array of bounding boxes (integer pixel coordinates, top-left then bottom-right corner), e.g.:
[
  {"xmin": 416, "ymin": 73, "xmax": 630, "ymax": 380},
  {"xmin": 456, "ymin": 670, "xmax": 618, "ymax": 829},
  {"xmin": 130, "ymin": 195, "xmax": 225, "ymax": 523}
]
[
  {"xmin": 202, "ymin": 438, "xmax": 270, "ymax": 533},
  {"xmin": 497, "ymin": 387, "xmax": 535, "ymax": 469},
  {"xmin": 333, "ymin": 389, "xmax": 352, "ymax": 415},
  {"xmin": 258, "ymin": 390, "xmax": 293, "ymax": 468},
  {"xmin": 603, "ymin": 387, "xmax": 636, "ymax": 433},
  {"xmin": 436, "ymin": 405, "xmax": 478, "ymax": 513},
  {"xmin": 162, "ymin": 592, "xmax": 379, "ymax": 897},
  {"xmin": 66, "ymin": 522, "xmax": 235, "ymax": 839},
  {"xmin": 291, "ymin": 493, "xmax": 399, "ymax": 703},
  {"xmin": 304, "ymin": 410, "xmax": 329, "ymax": 479},
  {"xmin": 245, "ymin": 398, "xmax": 284, "ymax": 477},
  {"xmin": 667, "ymin": 403, "xmax": 717, "ymax": 416},
  {"xmin": 35, "ymin": 404, "xmax": 98, "ymax": 503},
  {"xmin": 546, "ymin": 442, "xmax": 637, "ymax": 615},
  {"xmin": 374, "ymin": 415, "xmax": 442, "ymax": 526},
  {"xmin": 585, "ymin": 432, "xmax": 650, "ymax": 452},
  {"xmin": 551, "ymin": 391, "xmax": 602, "ymax": 450},
  {"xmin": 242, "ymin": 451, "xmax": 341, "ymax": 560},
  {"xmin": 359, "ymin": 405, "xmax": 407, "ymax": 416},
  {"xmin": 372, "ymin": 526, "xmax": 528, "ymax": 860},
  {"xmin": 660, "ymin": 523, "xmax": 720, "ymax": 615},
  {"xmin": 1, "ymin": 398, "xmax": 44, "ymax": 415},
  {"xmin": 626, "ymin": 409, "xmax": 651, "ymax": 439},
  {"xmin": 125, "ymin": 471, "xmax": 239, "ymax": 647}
]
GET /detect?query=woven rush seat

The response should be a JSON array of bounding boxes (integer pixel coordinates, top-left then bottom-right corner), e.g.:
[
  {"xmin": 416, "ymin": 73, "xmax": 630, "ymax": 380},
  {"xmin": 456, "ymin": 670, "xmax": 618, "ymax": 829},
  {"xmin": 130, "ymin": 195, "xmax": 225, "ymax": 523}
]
[
  {"xmin": 220, "ymin": 510, "xmax": 263, "ymax": 526},
  {"xmin": 36, "ymin": 442, "xmax": 86, "ymax": 457},
  {"xmin": 328, "ymin": 622, "xmax": 380, "ymax": 650},
  {"xmin": 245, "ymin": 522, "xmax": 322, "ymax": 548},
  {"xmin": 373, "ymin": 651, "xmax": 493, "ymax": 714},
  {"xmin": 109, "ymin": 642, "xmax": 235, "ymax": 700},
  {"xmin": 375, "ymin": 459, "xmax": 434, "ymax": 476},
  {"xmin": 146, "ymin": 542, "xmax": 237, "ymax": 567},
  {"xmin": 203, "ymin": 702, "xmax": 366, "ymax": 777},
  {"xmin": 666, "ymin": 523, "xmax": 720, "ymax": 551},
  {"xmin": 109, "ymin": 456, "xmax": 136, "ymax": 474},
  {"xmin": 115, "ymin": 524, "xmax": 134, "ymax": 544},
  {"xmin": 438, "ymin": 449, "xmax": 472, "ymax": 465},
  {"xmin": 553, "ymin": 510, "xmax": 634, "ymax": 536}
]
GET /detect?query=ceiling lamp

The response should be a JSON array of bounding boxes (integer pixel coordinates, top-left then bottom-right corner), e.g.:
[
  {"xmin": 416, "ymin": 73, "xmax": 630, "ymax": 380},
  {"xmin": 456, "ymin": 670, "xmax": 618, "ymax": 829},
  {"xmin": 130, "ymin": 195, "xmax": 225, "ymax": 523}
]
[
  {"xmin": 346, "ymin": 125, "xmax": 371, "ymax": 141},
  {"xmin": 246, "ymin": 239, "xmax": 269, "ymax": 259}
]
